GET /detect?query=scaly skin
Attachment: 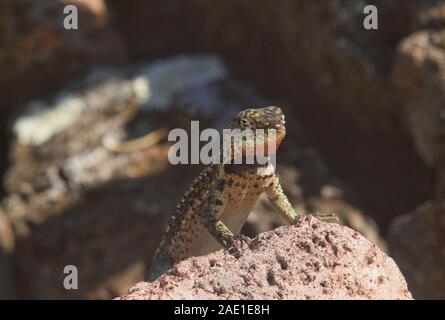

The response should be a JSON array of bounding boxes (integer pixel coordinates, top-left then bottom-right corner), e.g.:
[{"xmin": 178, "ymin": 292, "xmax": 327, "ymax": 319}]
[{"xmin": 148, "ymin": 106, "xmax": 304, "ymax": 280}]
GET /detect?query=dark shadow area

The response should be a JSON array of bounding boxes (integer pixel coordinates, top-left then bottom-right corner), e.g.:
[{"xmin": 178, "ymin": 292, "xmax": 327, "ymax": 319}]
[{"xmin": 11, "ymin": 164, "xmax": 201, "ymax": 299}]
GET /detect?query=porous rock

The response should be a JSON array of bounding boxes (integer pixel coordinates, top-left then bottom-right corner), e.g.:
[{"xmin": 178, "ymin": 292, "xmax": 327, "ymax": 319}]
[{"xmin": 120, "ymin": 217, "xmax": 411, "ymax": 300}]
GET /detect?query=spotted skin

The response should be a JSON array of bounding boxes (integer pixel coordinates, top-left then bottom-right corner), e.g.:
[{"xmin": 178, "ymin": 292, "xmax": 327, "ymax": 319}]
[{"xmin": 147, "ymin": 106, "xmax": 302, "ymax": 280}]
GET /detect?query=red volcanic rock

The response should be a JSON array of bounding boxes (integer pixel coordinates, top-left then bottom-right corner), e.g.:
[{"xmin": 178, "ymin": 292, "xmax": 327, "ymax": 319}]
[{"xmin": 119, "ymin": 216, "xmax": 412, "ymax": 300}]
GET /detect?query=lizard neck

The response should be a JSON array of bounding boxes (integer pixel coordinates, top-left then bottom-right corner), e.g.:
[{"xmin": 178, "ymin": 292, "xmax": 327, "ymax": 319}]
[{"xmin": 223, "ymin": 162, "xmax": 269, "ymax": 175}]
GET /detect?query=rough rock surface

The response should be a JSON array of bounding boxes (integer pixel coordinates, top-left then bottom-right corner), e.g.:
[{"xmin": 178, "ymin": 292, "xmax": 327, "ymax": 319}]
[{"xmin": 120, "ymin": 217, "xmax": 411, "ymax": 300}]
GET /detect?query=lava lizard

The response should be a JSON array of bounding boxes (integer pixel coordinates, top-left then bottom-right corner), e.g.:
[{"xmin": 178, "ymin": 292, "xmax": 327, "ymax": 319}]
[{"xmin": 148, "ymin": 106, "xmax": 332, "ymax": 280}]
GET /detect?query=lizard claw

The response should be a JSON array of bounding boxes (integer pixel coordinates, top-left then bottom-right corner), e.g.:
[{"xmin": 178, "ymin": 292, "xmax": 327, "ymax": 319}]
[
  {"xmin": 235, "ymin": 234, "xmax": 252, "ymax": 244},
  {"xmin": 226, "ymin": 234, "xmax": 251, "ymax": 258},
  {"xmin": 228, "ymin": 245, "xmax": 242, "ymax": 258}
]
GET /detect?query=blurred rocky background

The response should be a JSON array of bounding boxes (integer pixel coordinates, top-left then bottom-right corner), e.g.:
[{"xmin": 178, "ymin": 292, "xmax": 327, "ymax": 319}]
[{"xmin": 0, "ymin": 0, "xmax": 443, "ymax": 299}]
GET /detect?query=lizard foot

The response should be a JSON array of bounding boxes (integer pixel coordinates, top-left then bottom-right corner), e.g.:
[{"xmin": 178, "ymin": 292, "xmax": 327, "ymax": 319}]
[{"xmin": 227, "ymin": 234, "xmax": 251, "ymax": 258}]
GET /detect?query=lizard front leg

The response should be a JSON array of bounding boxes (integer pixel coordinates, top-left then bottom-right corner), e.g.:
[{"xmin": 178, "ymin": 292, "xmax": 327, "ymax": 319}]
[
  {"xmin": 265, "ymin": 174, "xmax": 301, "ymax": 224},
  {"xmin": 200, "ymin": 185, "xmax": 235, "ymax": 248},
  {"xmin": 199, "ymin": 183, "xmax": 250, "ymax": 256},
  {"xmin": 266, "ymin": 174, "xmax": 339, "ymax": 223}
]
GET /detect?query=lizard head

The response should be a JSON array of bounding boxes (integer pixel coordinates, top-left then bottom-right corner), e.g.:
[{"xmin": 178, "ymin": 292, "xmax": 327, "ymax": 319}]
[{"xmin": 226, "ymin": 106, "xmax": 286, "ymax": 161}]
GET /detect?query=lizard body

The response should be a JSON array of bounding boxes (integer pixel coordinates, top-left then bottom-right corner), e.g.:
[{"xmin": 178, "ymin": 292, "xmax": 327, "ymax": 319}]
[{"xmin": 148, "ymin": 106, "xmax": 301, "ymax": 280}]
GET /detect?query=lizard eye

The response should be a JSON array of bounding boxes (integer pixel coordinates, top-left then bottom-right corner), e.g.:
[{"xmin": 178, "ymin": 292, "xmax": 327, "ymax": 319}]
[{"xmin": 239, "ymin": 118, "xmax": 250, "ymax": 127}]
